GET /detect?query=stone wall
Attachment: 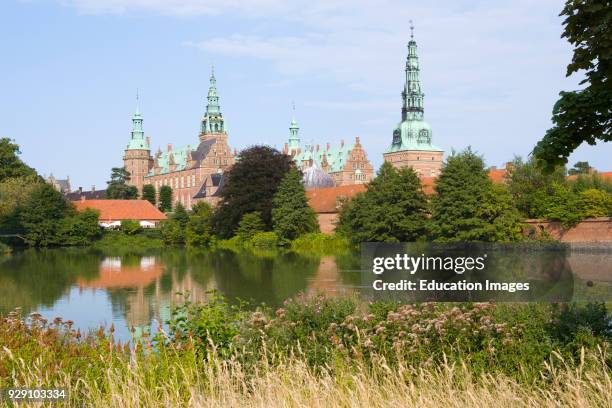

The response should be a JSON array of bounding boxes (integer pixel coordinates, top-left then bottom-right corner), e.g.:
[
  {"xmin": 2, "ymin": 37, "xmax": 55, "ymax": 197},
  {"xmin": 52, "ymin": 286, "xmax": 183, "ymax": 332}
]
[{"xmin": 525, "ymin": 218, "xmax": 612, "ymax": 243}]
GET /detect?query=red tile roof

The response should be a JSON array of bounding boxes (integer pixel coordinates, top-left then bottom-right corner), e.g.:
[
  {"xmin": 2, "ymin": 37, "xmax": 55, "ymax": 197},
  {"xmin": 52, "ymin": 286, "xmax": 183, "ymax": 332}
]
[
  {"xmin": 567, "ymin": 171, "xmax": 612, "ymax": 181},
  {"xmin": 74, "ymin": 200, "xmax": 167, "ymax": 221},
  {"xmin": 488, "ymin": 168, "xmax": 508, "ymax": 183},
  {"xmin": 307, "ymin": 184, "xmax": 367, "ymax": 213}
]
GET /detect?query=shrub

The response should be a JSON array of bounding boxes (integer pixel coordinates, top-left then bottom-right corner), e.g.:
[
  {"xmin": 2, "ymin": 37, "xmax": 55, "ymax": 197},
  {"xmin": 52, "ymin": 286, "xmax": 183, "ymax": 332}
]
[
  {"xmin": 142, "ymin": 184, "xmax": 156, "ymax": 205},
  {"xmin": 579, "ymin": 188, "xmax": 611, "ymax": 218},
  {"xmin": 159, "ymin": 185, "xmax": 173, "ymax": 212},
  {"xmin": 160, "ymin": 219, "xmax": 184, "ymax": 245},
  {"xmin": 120, "ymin": 219, "xmax": 141, "ymax": 235},
  {"xmin": 56, "ymin": 209, "xmax": 101, "ymax": 245},
  {"xmin": 235, "ymin": 212, "xmax": 265, "ymax": 242},
  {"xmin": 291, "ymin": 233, "xmax": 348, "ymax": 253},
  {"xmin": 249, "ymin": 231, "xmax": 279, "ymax": 248}
]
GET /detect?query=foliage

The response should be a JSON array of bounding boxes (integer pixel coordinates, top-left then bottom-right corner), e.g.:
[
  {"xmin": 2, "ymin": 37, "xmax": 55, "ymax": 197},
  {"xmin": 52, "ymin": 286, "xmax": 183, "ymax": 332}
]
[
  {"xmin": 290, "ymin": 233, "xmax": 349, "ymax": 253},
  {"xmin": 161, "ymin": 293, "xmax": 245, "ymax": 358},
  {"xmin": 337, "ymin": 162, "xmax": 429, "ymax": 244},
  {"xmin": 160, "ymin": 219, "xmax": 184, "ymax": 246},
  {"xmin": 249, "ymin": 231, "xmax": 279, "ymax": 248},
  {"xmin": 568, "ymin": 161, "xmax": 592, "ymax": 175},
  {"xmin": 212, "ymin": 146, "xmax": 294, "ymax": 238},
  {"xmin": 548, "ymin": 302, "xmax": 611, "ymax": 352},
  {"xmin": 186, "ymin": 202, "xmax": 215, "ymax": 248},
  {"xmin": 534, "ymin": 182, "xmax": 584, "ymax": 227},
  {"xmin": 571, "ymin": 172, "xmax": 612, "ymax": 193},
  {"xmin": 158, "ymin": 185, "xmax": 173, "ymax": 212},
  {"xmin": 0, "ymin": 241, "xmax": 11, "ymax": 254},
  {"xmin": 578, "ymin": 188, "xmax": 612, "ymax": 218},
  {"xmin": 505, "ymin": 156, "xmax": 567, "ymax": 218},
  {"xmin": 141, "ymin": 184, "xmax": 156, "ymax": 205},
  {"xmin": 92, "ymin": 230, "xmax": 163, "ymax": 254},
  {"xmin": 0, "ymin": 137, "xmax": 37, "ymax": 182},
  {"xmin": 431, "ymin": 149, "xmax": 524, "ymax": 242},
  {"xmin": 106, "ymin": 167, "xmax": 138, "ymax": 199},
  {"xmin": 19, "ymin": 183, "xmax": 72, "ymax": 246},
  {"xmin": 54, "ymin": 209, "xmax": 101, "ymax": 246},
  {"xmin": 235, "ymin": 212, "xmax": 265, "ymax": 242},
  {"xmin": 272, "ymin": 168, "xmax": 319, "ymax": 241},
  {"xmin": 533, "ymin": 1, "xmax": 611, "ymax": 170},
  {"xmin": 0, "ymin": 175, "xmax": 41, "ymax": 233},
  {"xmin": 172, "ymin": 202, "xmax": 190, "ymax": 228},
  {"xmin": 120, "ymin": 219, "xmax": 141, "ymax": 235}
]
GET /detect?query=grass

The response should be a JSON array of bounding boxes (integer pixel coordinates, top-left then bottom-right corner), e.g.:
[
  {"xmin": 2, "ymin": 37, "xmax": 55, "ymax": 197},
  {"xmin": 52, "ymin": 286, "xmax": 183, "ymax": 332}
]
[
  {"xmin": 91, "ymin": 231, "xmax": 164, "ymax": 255},
  {"xmin": 3, "ymin": 345, "xmax": 611, "ymax": 407},
  {"xmin": 1, "ymin": 298, "xmax": 611, "ymax": 407}
]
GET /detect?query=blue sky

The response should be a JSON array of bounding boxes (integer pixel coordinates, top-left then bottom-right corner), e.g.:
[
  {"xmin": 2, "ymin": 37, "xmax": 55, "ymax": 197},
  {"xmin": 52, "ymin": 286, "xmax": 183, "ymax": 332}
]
[{"xmin": 1, "ymin": 0, "xmax": 610, "ymax": 189}]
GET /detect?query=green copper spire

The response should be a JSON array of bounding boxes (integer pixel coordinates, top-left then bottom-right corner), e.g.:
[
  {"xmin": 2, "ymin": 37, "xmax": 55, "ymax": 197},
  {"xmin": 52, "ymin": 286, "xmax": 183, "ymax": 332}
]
[
  {"xmin": 201, "ymin": 65, "xmax": 225, "ymax": 134},
  {"xmin": 386, "ymin": 23, "xmax": 442, "ymax": 153},
  {"xmin": 127, "ymin": 90, "xmax": 149, "ymax": 150},
  {"xmin": 288, "ymin": 102, "xmax": 300, "ymax": 150}
]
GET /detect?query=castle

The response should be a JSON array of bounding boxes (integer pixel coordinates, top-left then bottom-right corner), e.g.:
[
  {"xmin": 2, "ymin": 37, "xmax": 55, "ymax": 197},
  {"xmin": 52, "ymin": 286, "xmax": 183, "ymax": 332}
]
[
  {"xmin": 123, "ymin": 69, "xmax": 235, "ymax": 209},
  {"xmin": 383, "ymin": 26, "xmax": 444, "ymax": 177},
  {"xmin": 283, "ymin": 108, "xmax": 374, "ymax": 187}
]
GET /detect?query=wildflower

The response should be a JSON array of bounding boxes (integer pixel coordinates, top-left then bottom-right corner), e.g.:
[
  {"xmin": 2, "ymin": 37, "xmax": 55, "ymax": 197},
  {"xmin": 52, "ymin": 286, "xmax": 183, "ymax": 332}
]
[{"xmin": 275, "ymin": 308, "xmax": 286, "ymax": 318}]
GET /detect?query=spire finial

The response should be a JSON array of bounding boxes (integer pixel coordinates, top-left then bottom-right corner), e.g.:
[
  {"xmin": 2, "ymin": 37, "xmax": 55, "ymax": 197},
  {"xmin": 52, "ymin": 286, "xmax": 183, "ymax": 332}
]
[
  {"xmin": 135, "ymin": 88, "xmax": 141, "ymax": 115},
  {"xmin": 409, "ymin": 20, "xmax": 414, "ymax": 39},
  {"xmin": 211, "ymin": 64, "xmax": 215, "ymax": 78}
]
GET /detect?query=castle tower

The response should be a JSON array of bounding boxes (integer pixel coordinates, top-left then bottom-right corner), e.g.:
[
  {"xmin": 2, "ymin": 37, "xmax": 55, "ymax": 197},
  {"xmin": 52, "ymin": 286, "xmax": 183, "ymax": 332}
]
[
  {"xmin": 123, "ymin": 92, "xmax": 153, "ymax": 193},
  {"xmin": 383, "ymin": 23, "xmax": 444, "ymax": 178},
  {"xmin": 200, "ymin": 66, "xmax": 227, "ymax": 142},
  {"xmin": 285, "ymin": 103, "xmax": 301, "ymax": 156}
]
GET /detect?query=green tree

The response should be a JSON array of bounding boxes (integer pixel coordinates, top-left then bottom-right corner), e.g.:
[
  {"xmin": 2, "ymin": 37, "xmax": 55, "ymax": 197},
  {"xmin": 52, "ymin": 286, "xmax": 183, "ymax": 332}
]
[
  {"xmin": 533, "ymin": 1, "xmax": 611, "ymax": 171},
  {"xmin": 579, "ymin": 188, "xmax": 611, "ymax": 218},
  {"xmin": 568, "ymin": 161, "xmax": 592, "ymax": 175},
  {"xmin": 186, "ymin": 202, "xmax": 215, "ymax": 247},
  {"xmin": 55, "ymin": 209, "xmax": 101, "ymax": 245},
  {"xmin": 506, "ymin": 157, "xmax": 567, "ymax": 218},
  {"xmin": 0, "ymin": 175, "xmax": 40, "ymax": 233},
  {"xmin": 120, "ymin": 219, "xmax": 141, "ymax": 235},
  {"xmin": 160, "ymin": 219, "xmax": 184, "ymax": 245},
  {"xmin": 159, "ymin": 185, "xmax": 173, "ymax": 212},
  {"xmin": 0, "ymin": 138, "xmax": 37, "ymax": 182},
  {"xmin": 106, "ymin": 167, "xmax": 138, "ymax": 199},
  {"xmin": 212, "ymin": 146, "xmax": 294, "ymax": 238},
  {"xmin": 431, "ymin": 149, "xmax": 523, "ymax": 242},
  {"xmin": 235, "ymin": 212, "xmax": 265, "ymax": 242},
  {"xmin": 172, "ymin": 202, "xmax": 189, "ymax": 228},
  {"xmin": 570, "ymin": 173, "xmax": 612, "ymax": 193},
  {"xmin": 272, "ymin": 168, "xmax": 318, "ymax": 241},
  {"xmin": 534, "ymin": 182, "xmax": 583, "ymax": 227},
  {"xmin": 19, "ymin": 183, "xmax": 71, "ymax": 246},
  {"xmin": 337, "ymin": 162, "xmax": 429, "ymax": 244},
  {"xmin": 142, "ymin": 184, "xmax": 156, "ymax": 205}
]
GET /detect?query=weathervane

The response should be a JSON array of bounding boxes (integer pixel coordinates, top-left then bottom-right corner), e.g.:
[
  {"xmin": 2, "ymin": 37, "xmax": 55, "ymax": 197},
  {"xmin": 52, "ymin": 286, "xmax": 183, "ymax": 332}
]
[{"xmin": 409, "ymin": 20, "xmax": 414, "ymax": 39}]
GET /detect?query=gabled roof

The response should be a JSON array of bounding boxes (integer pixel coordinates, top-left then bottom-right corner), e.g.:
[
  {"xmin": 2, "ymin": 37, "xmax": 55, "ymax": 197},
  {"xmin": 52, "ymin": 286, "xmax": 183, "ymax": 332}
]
[
  {"xmin": 74, "ymin": 200, "xmax": 167, "ymax": 221},
  {"xmin": 66, "ymin": 189, "xmax": 107, "ymax": 200}
]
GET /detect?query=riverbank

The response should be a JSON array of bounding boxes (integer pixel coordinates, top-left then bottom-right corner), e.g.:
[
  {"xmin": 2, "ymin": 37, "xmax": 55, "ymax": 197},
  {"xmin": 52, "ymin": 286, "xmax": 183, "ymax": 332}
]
[{"xmin": 1, "ymin": 296, "xmax": 610, "ymax": 406}]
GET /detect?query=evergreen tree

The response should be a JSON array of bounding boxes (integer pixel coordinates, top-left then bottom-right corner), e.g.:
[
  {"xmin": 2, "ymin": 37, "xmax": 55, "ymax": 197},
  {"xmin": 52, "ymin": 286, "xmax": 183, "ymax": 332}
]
[
  {"xmin": 142, "ymin": 184, "xmax": 156, "ymax": 205},
  {"xmin": 19, "ymin": 182, "xmax": 71, "ymax": 246},
  {"xmin": 235, "ymin": 212, "xmax": 265, "ymax": 241},
  {"xmin": 431, "ymin": 149, "xmax": 523, "ymax": 242},
  {"xmin": 212, "ymin": 146, "xmax": 294, "ymax": 238},
  {"xmin": 172, "ymin": 202, "xmax": 189, "ymax": 227},
  {"xmin": 186, "ymin": 201, "xmax": 215, "ymax": 247},
  {"xmin": 106, "ymin": 167, "xmax": 138, "ymax": 199},
  {"xmin": 159, "ymin": 185, "xmax": 173, "ymax": 212},
  {"xmin": 272, "ymin": 168, "xmax": 318, "ymax": 241},
  {"xmin": 337, "ymin": 162, "xmax": 429, "ymax": 244},
  {"xmin": 0, "ymin": 138, "xmax": 37, "ymax": 182}
]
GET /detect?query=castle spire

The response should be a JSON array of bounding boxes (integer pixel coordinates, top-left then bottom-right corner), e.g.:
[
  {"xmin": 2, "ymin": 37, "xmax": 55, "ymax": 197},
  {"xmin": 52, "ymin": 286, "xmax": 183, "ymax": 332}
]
[
  {"xmin": 126, "ymin": 91, "xmax": 148, "ymax": 150},
  {"xmin": 402, "ymin": 23, "xmax": 424, "ymax": 121},
  {"xmin": 288, "ymin": 102, "xmax": 300, "ymax": 151},
  {"xmin": 201, "ymin": 65, "xmax": 225, "ymax": 135}
]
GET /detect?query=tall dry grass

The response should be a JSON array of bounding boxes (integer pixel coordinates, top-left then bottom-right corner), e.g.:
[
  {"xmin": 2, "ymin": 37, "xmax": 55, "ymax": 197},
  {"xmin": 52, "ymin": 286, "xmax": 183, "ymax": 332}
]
[{"xmin": 7, "ymin": 348, "xmax": 611, "ymax": 408}]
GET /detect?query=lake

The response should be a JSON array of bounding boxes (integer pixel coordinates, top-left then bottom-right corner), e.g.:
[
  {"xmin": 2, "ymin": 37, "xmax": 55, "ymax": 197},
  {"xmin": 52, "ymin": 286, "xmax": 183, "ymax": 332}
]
[{"xmin": 0, "ymin": 245, "xmax": 610, "ymax": 342}]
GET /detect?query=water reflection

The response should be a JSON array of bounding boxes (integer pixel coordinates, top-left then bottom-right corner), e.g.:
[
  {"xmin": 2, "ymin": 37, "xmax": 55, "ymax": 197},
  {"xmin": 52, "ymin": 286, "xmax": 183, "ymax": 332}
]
[{"xmin": 0, "ymin": 245, "xmax": 610, "ymax": 342}]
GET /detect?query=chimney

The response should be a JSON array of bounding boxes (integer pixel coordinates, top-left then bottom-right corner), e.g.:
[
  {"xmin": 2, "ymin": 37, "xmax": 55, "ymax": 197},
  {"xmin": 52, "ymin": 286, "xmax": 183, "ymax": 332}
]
[
  {"xmin": 355, "ymin": 136, "xmax": 361, "ymax": 146},
  {"xmin": 283, "ymin": 142, "xmax": 288, "ymax": 154},
  {"xmin": 91, "ymin": 185, "xmax": 96, "ymax": 192},
  {"xmin": 78, "ymin": 186, "xmax": 83, "ymax": 194},
  {"xmin": 326, "ymin": 142, "xmax": 330, "ymax": 151},
  {"xmin": 341, "ymin": 139, "xmax": 345, "ymax": 148},
  {"xmin": 167, "ymin": 143, "xmax": 173, "ymax": 152}
]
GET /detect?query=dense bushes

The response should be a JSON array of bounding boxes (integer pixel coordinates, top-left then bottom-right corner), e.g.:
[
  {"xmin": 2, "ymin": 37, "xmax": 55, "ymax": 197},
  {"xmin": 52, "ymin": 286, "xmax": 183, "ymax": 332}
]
[{"xmin": 160, "ymin": 294, "xmax": 611, "ymax": 383}]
